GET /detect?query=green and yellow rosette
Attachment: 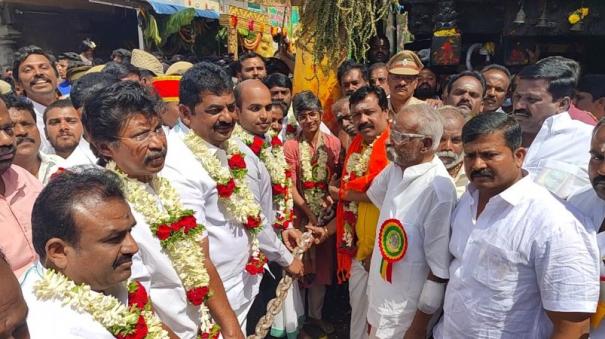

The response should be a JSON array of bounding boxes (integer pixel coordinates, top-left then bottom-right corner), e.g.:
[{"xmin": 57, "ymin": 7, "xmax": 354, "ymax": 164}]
[{"xmin": 378, "ymin": 218, "xmax": 408, "ymax": 283}]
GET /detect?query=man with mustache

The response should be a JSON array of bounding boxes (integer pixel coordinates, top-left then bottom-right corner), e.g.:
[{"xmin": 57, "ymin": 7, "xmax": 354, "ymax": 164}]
[
  {"xmin": 514, "ymin": 60, "xmax": 593, "ymax": 198},
  {"xmin": 323, "ymin": 103, "xmax": 455, "ymax": 339},
  {"xmin": 165, "ymin": 63, "xmax": 302, "ymax": 333},
  {"xmin": 83, "ymin": 81, "xmax": 242, "ymax": 338},
  {"xmin": 43, "ymin": 99, "xmax": 82, "ymax": 160},
  {"xmin": 20, "ymin": 168, "xmax": 175, "ymax": 338},
  {"xmin": 387, "ymin": 51, "xmax": 424, "ymax": 116},
  {"xmin": 414, "ymin": 67, "xmax": 440, "ymax": 100},
  {"xmin": 367, "ymin": 35, "xmax": 391, "ymax": 64},
  {"xmin": 444, "ymin": 71, "xmax": 485, "ymax": 118},
  {"xmin": 568, "ymin": 119, "xmax": 605, "ymax": 337},
  {"xmin": 433, "ymin": 112, "xmax": 599, "ymax": 339},
  {"xmin": 310, "ymin": 85, "xmax": 391, "ymax": 339},
  {"xmin": 0, "ymin": 95, "xmax": 42, "ymax": 278},
  {"xmin": 13, "ymin": 46, "xmax": 60, "ymax": 154},
  {"xmin": 237, "ymin": 51, "xmax": 267, "ymax": 81},
  {"xmin": 5, "ymin": 95, "xmax": 62, "ymax": 185},
  {"xmin": 436, "ymin": 105, "xmax": 467, "ymax": 197},
  {"xmin": 338, "ymin": 60, "xmax": 368, "ymax": 97},
  {"xmin": 369, "ymin": 63, "xmax": 390, "ymax": 96},
  {"xmin": 481, "ymin": 64, "xmax": 511, "ymax": 113}
]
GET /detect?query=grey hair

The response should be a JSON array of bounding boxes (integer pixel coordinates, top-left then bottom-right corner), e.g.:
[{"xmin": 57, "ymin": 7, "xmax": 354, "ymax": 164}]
[
  {"xmin": 437, "ymin": 105, "xmax": 467, "ymax": 123},
  {"xmin": 398, "ymin": 104, "xmax": 444, "ymax": 151}
]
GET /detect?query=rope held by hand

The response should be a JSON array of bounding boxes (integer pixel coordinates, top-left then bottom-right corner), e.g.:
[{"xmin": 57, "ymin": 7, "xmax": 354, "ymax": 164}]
[{"xmin": 247, "ymin": 231, "xmax": 315, "ymax": 339}]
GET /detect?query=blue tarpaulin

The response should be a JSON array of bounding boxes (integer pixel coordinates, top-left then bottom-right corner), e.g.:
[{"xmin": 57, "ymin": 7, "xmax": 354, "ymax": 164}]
[{"xmin": 146, "ymin": 0, "xmax": 219, "ymax": 19}]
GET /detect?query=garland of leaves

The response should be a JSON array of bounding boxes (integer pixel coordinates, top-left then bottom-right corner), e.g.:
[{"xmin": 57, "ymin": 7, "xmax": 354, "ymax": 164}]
[{"xmin": 298, "ymin": 0, "xmax": 395, "ymax": 65}]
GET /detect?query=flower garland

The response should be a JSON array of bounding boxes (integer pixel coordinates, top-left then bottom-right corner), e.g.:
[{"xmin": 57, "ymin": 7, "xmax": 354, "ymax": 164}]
[
  {"xmin": 340, "ymin": 141, "xmax": 374, "ymax": 249},
  {"xmin": 107, "ymin": 162, "xmax": 219, "ymax": 338},
  {"xmin": 34, "ymin": 269, "xmax": 168, "ymax": 339},
  {"xmin": 233, "ymin": 125, "xmax": 295, "ymax": 231},
  {"xmin": 182, "ymin": 131, "xmax": 267, "ymax": 275},
  {"xmin": 299, "ymin": 138, "xmax": 329, "ymax": 218}
]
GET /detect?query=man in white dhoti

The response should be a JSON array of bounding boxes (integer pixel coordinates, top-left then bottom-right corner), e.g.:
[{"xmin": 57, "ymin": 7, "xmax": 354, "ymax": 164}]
[
  {"xmin": 363, "ymin": 104, "xmax": 456, "ymax": 338},
  {"xmin": 433, "ymin": 112, "xmax": 599, "ymax": 338},
  {"xmin": 82, "ymin": 81, "xmax": 243, "ymax": 338},
  {"xmin": 21, "ymin": 168, "xmax": 173, "ymax": 338}
]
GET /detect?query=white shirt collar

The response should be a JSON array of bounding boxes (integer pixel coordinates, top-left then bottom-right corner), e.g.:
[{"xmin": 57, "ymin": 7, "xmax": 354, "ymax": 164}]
[
  {"xmin": 540, "ymin": 111, "xmax": 573, "ymax": 135},
  {"xmin": 467, "ymin": 172, "xmax": 531, "ymax": 207}
]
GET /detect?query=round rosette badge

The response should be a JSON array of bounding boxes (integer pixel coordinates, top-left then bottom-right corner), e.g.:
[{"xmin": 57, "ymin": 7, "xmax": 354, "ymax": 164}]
[{"xmin": 378, "ymin": 218, "xmax": 408, "ymax": 283}]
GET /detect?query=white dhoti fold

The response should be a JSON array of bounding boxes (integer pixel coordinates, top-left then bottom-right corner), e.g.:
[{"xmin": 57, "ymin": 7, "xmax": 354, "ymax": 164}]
[
  {"xmin": 350, "ymin": 259, "xmax": 369, "ymax": 339},
  {"xmin": 270, "ymin": 280, "xmax": 304, "ymax": 338}
]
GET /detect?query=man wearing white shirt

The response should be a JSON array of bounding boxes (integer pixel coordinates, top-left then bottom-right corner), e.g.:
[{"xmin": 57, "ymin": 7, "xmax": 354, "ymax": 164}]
[
  {"xmin": 21, "ymin": 168, "xmax": 174, "ymax": 338},
  {"xmin": 12, "ymin": 46, "xmax": 60, "ymax": 154},
  {"xmin": 6, "ymin": 95, "xmax": 62, "ymax": 184},
  {"xmin": 167, "ymin": 62, "xmax": 303, "ymax": 332},
  {"xmin": 82, "ymin": 81, "xmax": 242, "ymax": 338},
  {"xmin": 434, "ymin": 112, "xmax": 599, "ymax": 338},
  {"xmin": 568, "ymin": 120, "xmax": 605, "ymax": 337},
  {"xmin": 513, "ymin": 60, "xmax": 593, "ymax": 198},
  {"xmin": 232, "ymin": 79, "xmax": 304, "ymax": 335},
  {"xmin": 364, "ymin": 104, "xmax": 456, "ymax": 338}
]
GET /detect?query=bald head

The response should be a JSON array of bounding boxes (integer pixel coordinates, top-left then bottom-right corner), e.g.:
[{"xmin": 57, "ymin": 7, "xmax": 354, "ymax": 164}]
[{"xmin": 235, "ymin": 79, "xmax": 273, "ymax": 136}]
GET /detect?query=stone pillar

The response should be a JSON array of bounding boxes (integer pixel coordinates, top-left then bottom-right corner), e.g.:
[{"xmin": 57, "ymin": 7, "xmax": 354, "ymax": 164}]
[{"xmin": 0, "ymin": 3, "xmax": 21, "ymax": 72}]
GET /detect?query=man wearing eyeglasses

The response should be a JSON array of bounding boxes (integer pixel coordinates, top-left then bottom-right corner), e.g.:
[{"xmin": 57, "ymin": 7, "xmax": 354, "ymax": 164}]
[
  {"xmin": 83, "ymin": 80, "xmax": 243, "ymax": 338},
  {"xmin": 364, "ymin": 103, "xmax": 456, "ymax": 338}
]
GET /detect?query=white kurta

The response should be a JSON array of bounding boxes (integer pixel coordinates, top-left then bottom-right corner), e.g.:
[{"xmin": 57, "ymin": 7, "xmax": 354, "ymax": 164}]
[
  {"xmin": 433, "ymin": 175, "xmax": 599, "ymax": 339},
  {"xmin": 366, "ymin": 157, "xmax": 456, "ymax": 338},
  {"xmin": 128, "ymin": 182, "xmax": 203, "ymax": 338},
  {"xmin": 524, "ymin": 112, "xmax": 592, "ymax": 198},
  {"xmin": 20, "ymin": 261, "xmax": 121, "ymax": 339},
  {"xmin": 162, "ymin": 132, "xmax": 292, "ymax": 314},
  {"xmin": 60, "ymin": 138, "xmax": 98, "ymax": 168}
]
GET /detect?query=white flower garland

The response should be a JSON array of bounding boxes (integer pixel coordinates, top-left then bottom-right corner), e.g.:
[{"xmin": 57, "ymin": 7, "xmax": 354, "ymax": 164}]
[
  {"xmin": 34, "ymin": 269, "xmax": 168, "ymax": 339},
  {"xmin": 107, "ymin": 162, "xmax": 218, "ymax": 337},
  {"xmin": 182, "ymin": 131, "xmax": 266, "ymax": 274},
  {"xmin": 341, "ymin": 141, "xmax": 375, "ymax": 249},
  {"xmin": 299, "ymin": 138, "xmax": 329, "ymax": 218},
  {"xmin": 233, "ymin": 125, "xmax": 295, "ymax": 231}
]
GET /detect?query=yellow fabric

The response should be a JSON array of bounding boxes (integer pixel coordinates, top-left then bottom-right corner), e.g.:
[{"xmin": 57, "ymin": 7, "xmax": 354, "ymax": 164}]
[
  {"xmin": 354, "ymin": 201, "xmax": 380, "ymax": 261},
  {"xmin": 292, "ymin": 42, "xmax": 341, "ymax": 122},
  {"xmin": 592, "ymin": 302, "xmax": 605, "ymax": 329}
]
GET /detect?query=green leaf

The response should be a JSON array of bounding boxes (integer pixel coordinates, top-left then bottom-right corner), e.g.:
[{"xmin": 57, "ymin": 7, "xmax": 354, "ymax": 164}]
[
  {"xmin": 161, "ymin": 8, "xmax": 196, "ymax": 42},
  {"xmin": 144, "ymin": 14, "xmax": 162, "ymax": 46}
]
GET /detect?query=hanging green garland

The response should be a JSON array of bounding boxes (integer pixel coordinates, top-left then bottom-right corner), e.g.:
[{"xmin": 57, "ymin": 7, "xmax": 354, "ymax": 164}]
[{"xmin": 298, "ymin": 0, "xmax": 395, "ymax": 66}]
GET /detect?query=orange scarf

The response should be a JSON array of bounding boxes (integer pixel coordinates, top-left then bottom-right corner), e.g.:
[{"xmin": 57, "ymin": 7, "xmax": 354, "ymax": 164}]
[{"xmin": 336, "ymin": 127, "xmax": 390, "ymax": 283}]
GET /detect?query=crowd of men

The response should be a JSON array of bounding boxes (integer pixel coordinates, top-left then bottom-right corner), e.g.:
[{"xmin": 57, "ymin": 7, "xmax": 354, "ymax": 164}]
[{"xmin": 2, "ymin": 37, "xmax": 605, "ymax": 339}]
